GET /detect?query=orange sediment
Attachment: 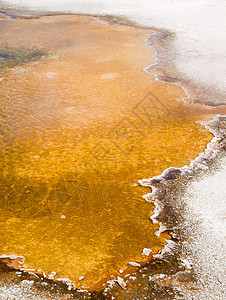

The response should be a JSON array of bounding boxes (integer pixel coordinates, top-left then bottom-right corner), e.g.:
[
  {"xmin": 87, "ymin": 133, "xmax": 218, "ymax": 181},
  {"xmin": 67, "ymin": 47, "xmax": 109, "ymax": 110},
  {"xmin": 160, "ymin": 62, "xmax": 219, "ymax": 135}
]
[{"xmin": 0, "ymin": 15, "xmax": 216, "ymax": 289}]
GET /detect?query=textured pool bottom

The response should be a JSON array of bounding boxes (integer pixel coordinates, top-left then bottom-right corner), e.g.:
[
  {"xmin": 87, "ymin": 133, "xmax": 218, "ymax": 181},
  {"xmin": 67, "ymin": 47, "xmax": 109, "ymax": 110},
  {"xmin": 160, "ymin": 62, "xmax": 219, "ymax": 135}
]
[
  {"xmin": 0, "ymin": 116, "xmax": 225, "ymax": 299},
  {"xmin": 0, "ymin": 13, "xmax": 221, "ymax": 292}
]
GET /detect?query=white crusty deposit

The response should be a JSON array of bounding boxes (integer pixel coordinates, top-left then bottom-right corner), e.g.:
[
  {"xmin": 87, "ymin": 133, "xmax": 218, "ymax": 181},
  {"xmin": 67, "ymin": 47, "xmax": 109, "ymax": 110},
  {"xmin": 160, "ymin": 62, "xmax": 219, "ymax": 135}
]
[{"xmin": 179, "ymin": 156, "xmax": 226, "ymax": 299}]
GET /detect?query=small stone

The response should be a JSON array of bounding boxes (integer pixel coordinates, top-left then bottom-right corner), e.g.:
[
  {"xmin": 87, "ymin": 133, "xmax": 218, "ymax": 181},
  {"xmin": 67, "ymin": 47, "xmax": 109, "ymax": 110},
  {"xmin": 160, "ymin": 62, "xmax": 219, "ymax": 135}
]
[
  {"xmin": 48, "ymin": 271, "xmax": 56, "ymax": 279},
  {"xmin": 60, "ymin": 215, "xmax": 66, "ymax": 219},
  {"xmin": 128, "ymin": 261, "xmax": 141, "ymax": 267},
  {"xmin": 114, "ymin": 276, "xmax": 126, "ymax": 289},
  {"xmin": 142, "ymin": 248, "xmax": 152, "ymax": 256},
  {"xmin": 79, "ymin": 276, "xmax": 84, "ymax": 281}
]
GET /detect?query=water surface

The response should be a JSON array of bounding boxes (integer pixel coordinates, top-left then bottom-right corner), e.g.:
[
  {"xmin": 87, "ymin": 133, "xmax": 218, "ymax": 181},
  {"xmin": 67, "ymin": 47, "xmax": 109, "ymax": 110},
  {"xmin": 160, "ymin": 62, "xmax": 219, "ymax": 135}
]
[{"xmin": 0, "ymin": 15, "xmax": 213, "ymax": 288}]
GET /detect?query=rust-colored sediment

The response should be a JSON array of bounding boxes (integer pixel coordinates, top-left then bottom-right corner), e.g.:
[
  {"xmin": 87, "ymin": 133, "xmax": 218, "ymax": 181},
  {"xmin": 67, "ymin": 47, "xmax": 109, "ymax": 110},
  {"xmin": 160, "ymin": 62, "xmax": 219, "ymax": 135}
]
[{"xmin": 0, "ymin": 15, "xmax": 219, "ymax": 289}]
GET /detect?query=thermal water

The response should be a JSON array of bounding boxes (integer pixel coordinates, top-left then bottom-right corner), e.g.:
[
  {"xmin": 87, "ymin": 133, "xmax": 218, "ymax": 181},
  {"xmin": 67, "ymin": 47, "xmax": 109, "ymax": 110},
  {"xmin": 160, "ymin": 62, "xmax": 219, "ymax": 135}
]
[{"xmin": 0, "ymin": 15, "xmax": 214, "ymax": 288}]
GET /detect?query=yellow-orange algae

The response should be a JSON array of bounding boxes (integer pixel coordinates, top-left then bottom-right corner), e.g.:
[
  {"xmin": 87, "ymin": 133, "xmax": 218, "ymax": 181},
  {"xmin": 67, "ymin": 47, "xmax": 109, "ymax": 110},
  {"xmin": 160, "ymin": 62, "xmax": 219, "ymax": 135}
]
[{"xmin": 0, "ymin": 15, "xmax": 214, "ymax": 288}]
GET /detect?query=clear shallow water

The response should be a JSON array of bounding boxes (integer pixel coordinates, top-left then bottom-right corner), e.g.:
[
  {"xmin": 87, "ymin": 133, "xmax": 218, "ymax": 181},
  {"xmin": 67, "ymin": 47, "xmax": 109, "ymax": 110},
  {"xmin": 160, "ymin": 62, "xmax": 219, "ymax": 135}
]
[
  {"xmin": 0, "ymin": 15, "xmax": 213, "ymax": 288},
  {"xmin": 1, "ymin": 0, "xmax": 226, "ymax": 104}
]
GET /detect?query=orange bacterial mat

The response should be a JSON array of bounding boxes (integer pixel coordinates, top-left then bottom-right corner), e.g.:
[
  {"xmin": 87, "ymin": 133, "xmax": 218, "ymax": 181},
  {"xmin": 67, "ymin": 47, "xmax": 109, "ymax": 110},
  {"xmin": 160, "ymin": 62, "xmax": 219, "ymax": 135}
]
[{"xmin": 0, "ymin": 15, "xmax": 213, "ymax": 289}]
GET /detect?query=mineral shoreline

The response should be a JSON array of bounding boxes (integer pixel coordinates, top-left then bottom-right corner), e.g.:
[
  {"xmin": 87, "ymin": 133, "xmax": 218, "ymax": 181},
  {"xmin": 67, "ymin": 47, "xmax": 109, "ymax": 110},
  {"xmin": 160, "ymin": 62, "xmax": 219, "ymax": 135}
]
[{"xmin": 0, "ymin": 8, "xmax": 225, "ymax": 299}]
